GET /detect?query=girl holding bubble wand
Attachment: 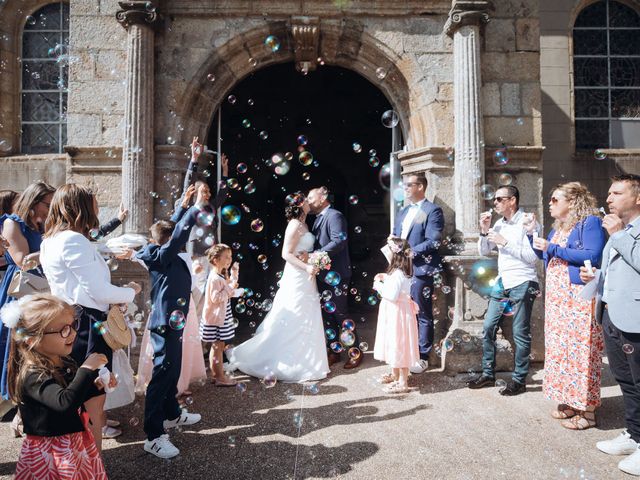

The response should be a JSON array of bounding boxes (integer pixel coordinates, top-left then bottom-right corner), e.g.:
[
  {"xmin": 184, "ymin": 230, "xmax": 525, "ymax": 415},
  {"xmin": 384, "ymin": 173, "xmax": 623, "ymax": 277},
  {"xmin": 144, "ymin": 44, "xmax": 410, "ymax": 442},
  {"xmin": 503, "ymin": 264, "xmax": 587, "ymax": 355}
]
[
  {"xmin": 373, "ymin": 237, "xmax": 420, "ymax": 394},
  {"xmin": 201, "ymin": 244, "xmax": 244, "ymax": 386},
  {"xmin": 2, "ymin": 294, "xmax": 115, "ymax": 479}
]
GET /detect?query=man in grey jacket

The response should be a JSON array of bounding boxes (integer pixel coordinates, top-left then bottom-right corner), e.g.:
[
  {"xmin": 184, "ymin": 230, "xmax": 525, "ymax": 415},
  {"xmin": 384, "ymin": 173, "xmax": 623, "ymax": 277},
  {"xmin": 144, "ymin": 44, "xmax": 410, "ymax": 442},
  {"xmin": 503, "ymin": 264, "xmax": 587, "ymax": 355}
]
[{"xmin": 581, "ymin": 174, "xmax": 640, "ymax": 476}]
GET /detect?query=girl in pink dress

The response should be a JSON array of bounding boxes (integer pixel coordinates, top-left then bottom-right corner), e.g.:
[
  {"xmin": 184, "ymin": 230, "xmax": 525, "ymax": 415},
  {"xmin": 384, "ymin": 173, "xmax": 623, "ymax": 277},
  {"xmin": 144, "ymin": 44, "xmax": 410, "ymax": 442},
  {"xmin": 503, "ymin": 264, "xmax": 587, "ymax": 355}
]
[{"xmin": 373, "ymin": 237, "xmax": 420, "ymax": 394}]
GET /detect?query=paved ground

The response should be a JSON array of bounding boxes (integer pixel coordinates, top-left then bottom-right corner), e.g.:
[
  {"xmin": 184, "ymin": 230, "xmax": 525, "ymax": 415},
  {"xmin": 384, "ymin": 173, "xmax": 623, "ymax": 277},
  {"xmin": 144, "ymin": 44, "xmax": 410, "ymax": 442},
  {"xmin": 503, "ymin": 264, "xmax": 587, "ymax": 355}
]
[{"xmin": 0, "ymin": 349, "xmax": 633, "ymax": 480}]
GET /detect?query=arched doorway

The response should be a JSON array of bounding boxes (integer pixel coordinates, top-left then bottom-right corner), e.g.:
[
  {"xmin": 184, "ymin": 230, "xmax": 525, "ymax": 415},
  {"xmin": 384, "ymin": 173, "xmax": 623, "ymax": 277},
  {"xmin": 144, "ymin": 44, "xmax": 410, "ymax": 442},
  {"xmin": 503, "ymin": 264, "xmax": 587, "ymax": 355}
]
[{"xmin": 208, "ymin": 63, "xmax": 400, "ymax": 332}]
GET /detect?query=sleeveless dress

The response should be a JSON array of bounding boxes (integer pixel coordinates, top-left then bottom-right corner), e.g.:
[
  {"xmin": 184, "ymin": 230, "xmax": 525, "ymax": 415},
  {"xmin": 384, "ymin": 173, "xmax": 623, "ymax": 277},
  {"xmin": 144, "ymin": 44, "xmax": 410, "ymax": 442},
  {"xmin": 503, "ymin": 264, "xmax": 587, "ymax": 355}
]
[
  {"xmin": 227, "ymin": 231, "xmax": 330, "ymax": 383},
  {"xmin": 0, "ymin": 214, "xmax": 43, "ymax": 400}
]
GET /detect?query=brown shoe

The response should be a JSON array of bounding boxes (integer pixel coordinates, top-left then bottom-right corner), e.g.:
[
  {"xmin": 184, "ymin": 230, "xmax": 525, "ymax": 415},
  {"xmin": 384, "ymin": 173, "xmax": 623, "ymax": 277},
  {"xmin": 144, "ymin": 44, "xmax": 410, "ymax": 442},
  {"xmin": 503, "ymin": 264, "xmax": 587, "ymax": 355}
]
[
  {"xmin": 343, "ymin": 354, "xmax": 363, "ymax": 369},
  {"xmin": 328, "ymin": 353, "xmax": 341, "ymax": 366}
]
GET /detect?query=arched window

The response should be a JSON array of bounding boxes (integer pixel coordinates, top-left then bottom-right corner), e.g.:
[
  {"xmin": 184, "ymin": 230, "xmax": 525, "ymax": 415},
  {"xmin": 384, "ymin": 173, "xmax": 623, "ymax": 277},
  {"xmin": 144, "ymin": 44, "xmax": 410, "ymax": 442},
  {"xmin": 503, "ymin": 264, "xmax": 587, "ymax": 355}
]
[
  {"xmin": 573, "ymin": 0, "xmax": 640, "ymax": 149},
  {"xmin": 21, "ymin": 2, "xmax": 69, "ymax": 154}
]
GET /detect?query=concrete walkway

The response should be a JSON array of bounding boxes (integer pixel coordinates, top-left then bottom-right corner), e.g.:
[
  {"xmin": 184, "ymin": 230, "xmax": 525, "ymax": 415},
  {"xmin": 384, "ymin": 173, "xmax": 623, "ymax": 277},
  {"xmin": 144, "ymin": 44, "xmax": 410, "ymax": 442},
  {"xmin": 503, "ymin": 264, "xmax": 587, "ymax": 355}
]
[{"xmin": 0, "ymin": 353, "xmax": 632, "ymax": 479}]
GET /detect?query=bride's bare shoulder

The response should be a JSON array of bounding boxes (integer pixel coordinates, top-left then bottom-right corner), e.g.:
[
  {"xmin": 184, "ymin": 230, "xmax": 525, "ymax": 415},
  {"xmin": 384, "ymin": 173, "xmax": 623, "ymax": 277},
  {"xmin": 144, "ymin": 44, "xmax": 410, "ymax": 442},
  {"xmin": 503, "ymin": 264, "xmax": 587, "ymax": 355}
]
[{"xmin": 286, "ymin": 219, "xmax": 308, "ymax": 234}]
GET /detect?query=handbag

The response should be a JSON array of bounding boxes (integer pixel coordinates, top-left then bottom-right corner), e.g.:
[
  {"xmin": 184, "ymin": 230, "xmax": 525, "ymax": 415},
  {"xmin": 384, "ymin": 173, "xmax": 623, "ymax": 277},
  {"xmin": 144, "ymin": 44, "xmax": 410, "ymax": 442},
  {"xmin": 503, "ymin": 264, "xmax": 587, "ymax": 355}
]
[
  {"xmin": 8, "ymin": 269, "xmax": 50, "ymax": 299},
  {"xmin": 104, "ymin": 349, "xmax": 136, "ymax": 410},
  {"xmin": 103, "ymin": 305, "xmax": 132, "ymax": 351}
]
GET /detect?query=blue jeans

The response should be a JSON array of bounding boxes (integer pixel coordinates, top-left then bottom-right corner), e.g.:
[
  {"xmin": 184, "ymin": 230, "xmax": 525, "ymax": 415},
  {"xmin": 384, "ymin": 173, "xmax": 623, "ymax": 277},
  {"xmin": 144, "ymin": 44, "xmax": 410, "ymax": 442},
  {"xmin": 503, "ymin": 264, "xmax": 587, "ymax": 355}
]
[{"xmin": 482, "ymin": 278, "xmax": 538, "ymax": 384}]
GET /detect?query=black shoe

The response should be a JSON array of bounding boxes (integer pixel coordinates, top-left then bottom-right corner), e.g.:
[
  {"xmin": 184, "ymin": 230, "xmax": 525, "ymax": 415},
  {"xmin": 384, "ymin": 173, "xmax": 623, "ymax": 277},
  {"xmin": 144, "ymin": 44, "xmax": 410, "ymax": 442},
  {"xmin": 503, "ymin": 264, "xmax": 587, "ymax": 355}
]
[
  {"xmin": 499, "ymin": 380, "xmax": 526, "ymax": 396},
  {"xmin": 467, "ymin": 374, "xmax": 495, "ymax": 389}
]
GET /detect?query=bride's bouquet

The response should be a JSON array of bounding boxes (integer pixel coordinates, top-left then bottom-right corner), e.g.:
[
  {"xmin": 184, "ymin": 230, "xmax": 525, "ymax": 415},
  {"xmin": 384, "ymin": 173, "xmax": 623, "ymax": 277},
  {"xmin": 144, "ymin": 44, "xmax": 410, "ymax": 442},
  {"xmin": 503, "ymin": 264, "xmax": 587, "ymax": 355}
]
[{"xmin": 308, "ymin": 251, "xmax": 331, "ymax": 274}]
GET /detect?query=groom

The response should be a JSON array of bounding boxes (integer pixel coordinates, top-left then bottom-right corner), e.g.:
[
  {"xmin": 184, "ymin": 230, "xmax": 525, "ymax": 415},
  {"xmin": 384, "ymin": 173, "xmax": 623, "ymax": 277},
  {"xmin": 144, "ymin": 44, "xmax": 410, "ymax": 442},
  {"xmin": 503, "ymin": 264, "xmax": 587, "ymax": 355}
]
[{"xmin": 308, "ymin": 187, "xmax": 361, "ymax": 369}]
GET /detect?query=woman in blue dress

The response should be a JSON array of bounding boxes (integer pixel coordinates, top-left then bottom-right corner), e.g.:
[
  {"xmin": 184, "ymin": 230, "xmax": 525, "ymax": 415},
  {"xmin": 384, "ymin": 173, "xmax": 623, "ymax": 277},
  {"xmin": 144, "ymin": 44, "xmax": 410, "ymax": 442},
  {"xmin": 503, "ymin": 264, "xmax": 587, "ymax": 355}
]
[{"xmin": 0, "ymin": 182, "xmax": 55, "ymax": 405}]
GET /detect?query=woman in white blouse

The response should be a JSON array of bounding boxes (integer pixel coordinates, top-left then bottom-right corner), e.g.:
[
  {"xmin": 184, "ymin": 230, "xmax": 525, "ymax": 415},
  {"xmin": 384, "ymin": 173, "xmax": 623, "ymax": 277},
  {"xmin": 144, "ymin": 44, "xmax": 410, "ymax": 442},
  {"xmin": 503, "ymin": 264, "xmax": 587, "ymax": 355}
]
[{"xmin": 40, "ymin": 184, "xmax": 140, "ymax": 451}]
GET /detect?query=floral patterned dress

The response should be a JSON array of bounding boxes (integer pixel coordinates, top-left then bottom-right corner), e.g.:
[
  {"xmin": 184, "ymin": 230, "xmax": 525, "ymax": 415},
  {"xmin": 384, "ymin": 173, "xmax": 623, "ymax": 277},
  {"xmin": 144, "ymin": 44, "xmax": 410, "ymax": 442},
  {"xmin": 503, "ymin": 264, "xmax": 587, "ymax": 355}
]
[{"xmin": 542, "ymin": 230, "xmax": 604, "ymax": 410}]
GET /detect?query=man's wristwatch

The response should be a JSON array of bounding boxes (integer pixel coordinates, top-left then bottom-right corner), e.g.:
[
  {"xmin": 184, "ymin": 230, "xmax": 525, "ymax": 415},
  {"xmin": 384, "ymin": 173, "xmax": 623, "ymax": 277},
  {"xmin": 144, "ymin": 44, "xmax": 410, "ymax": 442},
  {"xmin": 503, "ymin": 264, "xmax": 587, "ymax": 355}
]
[{"xmin": 479, "ymin": 232, "xmax": 489, "ymax": 237}]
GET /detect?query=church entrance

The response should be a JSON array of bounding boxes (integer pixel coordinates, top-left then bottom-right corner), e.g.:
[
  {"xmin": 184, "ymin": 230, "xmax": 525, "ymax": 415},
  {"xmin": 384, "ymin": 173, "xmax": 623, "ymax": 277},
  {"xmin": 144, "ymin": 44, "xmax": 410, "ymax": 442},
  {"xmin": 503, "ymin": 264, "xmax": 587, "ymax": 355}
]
[{"xmin": 207, "ymin": 63, "xmax": 402, "ymax": 331}]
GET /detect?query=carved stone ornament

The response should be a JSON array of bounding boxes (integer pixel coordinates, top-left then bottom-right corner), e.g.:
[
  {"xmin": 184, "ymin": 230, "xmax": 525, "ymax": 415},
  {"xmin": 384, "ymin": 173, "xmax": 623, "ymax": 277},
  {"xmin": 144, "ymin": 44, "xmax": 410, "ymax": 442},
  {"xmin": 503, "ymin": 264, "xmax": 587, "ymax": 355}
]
[
  {"xmin": 290, "ymin": 17, "xmax": 320, "ymax": 73},
  {"xmin": 444, "ymin": 0, "xmax": 493, "ymax": 36},
  {"xmin": 116, "ymin": 1, "xmax": 159, "ymax": 30}
]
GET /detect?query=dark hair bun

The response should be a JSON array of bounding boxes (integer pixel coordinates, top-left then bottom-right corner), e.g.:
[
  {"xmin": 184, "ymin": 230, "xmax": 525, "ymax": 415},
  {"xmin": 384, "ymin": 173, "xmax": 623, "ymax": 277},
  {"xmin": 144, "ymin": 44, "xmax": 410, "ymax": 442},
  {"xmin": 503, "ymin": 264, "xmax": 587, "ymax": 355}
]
[{"xmin": 285, "ymin": 205, "xmax": 303, "ymax": 221}]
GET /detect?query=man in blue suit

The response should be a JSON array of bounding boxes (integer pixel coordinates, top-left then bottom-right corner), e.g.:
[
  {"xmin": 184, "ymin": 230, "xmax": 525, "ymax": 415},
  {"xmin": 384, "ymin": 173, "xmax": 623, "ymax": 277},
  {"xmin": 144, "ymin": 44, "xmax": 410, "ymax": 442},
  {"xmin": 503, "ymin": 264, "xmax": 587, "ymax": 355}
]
[
  {"xmin": 581, "ymin": 174, "xmax": 640, "ymax": 476},
  {"xmin": 392, "ymin": 173, "xmax": 444, "ymax": 374},
  {"xmin": 308, "ymin": 186, "xmax": 361, "ymax": 369}
]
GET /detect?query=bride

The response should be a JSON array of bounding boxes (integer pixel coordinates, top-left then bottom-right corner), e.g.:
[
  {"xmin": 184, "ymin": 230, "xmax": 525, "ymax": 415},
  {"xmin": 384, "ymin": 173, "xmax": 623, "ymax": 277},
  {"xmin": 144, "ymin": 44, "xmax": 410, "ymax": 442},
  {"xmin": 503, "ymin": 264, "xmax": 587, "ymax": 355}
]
[{"xmin": 227, "ymin": 195, "xmax": 330, "ymax": 383}]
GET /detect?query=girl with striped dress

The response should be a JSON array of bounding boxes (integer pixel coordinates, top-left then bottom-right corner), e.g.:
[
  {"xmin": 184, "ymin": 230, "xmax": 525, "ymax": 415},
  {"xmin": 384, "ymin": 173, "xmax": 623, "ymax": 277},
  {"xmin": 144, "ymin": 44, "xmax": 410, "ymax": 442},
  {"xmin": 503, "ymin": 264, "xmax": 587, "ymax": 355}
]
[{"xmin": 200, "ymin": 244, "xmax": 243, "ymax": 386}]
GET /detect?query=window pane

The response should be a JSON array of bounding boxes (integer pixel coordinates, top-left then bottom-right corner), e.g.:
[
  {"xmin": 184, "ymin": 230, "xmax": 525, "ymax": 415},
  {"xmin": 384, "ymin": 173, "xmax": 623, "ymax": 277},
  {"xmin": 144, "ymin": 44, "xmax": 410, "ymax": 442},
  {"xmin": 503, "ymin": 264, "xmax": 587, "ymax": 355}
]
[
  {"xmin": 22, "ymin": 92, "xmax": 61, "ymax": 122},
  {"xmin": 610, "ymin": 29, "xmax": 640, "ymax": 55},
  {"xmin": 611, "ymin": 89, "xmax": 640, "ymax": 117},
  {"xmin": 573, "ymin": 29, "xmax": 607, "ymax": 55},
  {"xmin": 575, "ymin": 89, "xmax": 609, "ymax": 117},
  {"xmin": 22, "ymin": 60, "xmax": 60, "ymax": 90},
  {"xmin": 609, "ymin": 1, "xmax": 640, "ymax": 27},
  {"xmin": 22, "ymin": 32, "xmax": 62, "ymax": 59},
  {"xmin": 574, "ymin": 57, "xmax": 609, "ymax": 86},
  {"xmin": 611, "ymin": 58, "xmax": 640, "ymax": 86},
  {"xmin": 62, "ymin": 4, "xmax": 70, "ymax": 30},
  {"xmin": 576, "ymin": 120, "xmax": 609, "ymax": 149},
  {"xmin": 575, "ymin": 2, "xmax": 607, "ymax": 27},
  {"xmin": 24, "ymin": 4, "xmax": 62, "ymax": 31},
  {"xmin": 21, "ymin": 123, "xmax": 60, "ymax": 154}
]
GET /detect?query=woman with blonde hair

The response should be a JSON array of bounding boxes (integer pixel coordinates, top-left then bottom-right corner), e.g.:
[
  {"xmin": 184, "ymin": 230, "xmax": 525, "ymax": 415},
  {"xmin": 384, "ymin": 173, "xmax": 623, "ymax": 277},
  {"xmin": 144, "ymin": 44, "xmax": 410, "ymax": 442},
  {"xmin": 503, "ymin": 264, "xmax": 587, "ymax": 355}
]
[
  {"xmin": 529, "ymin": 181, "xmax": 607, "ymax": 430},
  {"xmin": 39, "ymin": 184, "xmax": 141, "ymax": 450}
]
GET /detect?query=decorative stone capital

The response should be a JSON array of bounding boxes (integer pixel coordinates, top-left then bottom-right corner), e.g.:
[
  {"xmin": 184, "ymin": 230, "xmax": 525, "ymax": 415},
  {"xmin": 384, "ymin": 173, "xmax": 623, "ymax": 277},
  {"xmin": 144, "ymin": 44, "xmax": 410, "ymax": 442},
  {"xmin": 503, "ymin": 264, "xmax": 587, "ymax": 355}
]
[
  {"xmin": 444, "ymin": 0, "xmax": 493, "ymax": 36},
  {"xmin": 116, "ymin": 1, "xmax": 159, "ymax": 30},
  {"xmin": 290, "ymin": 17, "xmax": 320, "ymax": 74}
]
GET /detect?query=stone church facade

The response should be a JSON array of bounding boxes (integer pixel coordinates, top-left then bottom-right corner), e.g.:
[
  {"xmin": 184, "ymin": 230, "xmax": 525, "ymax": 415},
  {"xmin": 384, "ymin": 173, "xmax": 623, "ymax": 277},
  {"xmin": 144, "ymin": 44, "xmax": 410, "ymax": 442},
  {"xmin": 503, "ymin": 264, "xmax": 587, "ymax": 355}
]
[{"xmin": 0, "ymin": 0, "xmax": 638, "ymax": 369}]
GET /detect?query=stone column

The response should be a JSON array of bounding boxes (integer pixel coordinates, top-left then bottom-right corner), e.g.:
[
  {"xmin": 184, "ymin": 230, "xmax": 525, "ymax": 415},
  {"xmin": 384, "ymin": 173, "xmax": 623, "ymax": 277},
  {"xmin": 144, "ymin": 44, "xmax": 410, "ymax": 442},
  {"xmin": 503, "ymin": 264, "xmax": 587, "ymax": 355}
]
[
  {"xmin": 116, "ymin": 1, "xmax": 159, "ymax": 234},
  {"xmin": 445, "ymin": 0, "xmax": 492, "ymax": 253}
]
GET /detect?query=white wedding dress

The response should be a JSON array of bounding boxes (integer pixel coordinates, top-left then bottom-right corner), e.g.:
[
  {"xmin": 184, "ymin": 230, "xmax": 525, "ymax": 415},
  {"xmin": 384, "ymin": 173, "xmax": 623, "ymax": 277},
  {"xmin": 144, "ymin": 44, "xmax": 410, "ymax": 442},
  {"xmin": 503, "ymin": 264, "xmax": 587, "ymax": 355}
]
[{"xmin": 227, "ymin": 232, "xmax": 330, "ymax": 383}]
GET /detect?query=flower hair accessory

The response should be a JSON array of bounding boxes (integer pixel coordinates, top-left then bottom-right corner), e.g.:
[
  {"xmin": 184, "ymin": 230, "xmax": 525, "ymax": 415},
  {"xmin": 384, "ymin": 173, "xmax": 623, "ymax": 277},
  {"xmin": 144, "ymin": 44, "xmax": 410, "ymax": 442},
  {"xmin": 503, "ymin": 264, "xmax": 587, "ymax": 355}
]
[
  {"xmin": 0, "ymin": 296, "xmax": 31, "ymax": 329},
  {"xmin": 386, "ymin": 239, "xmax": 402, "ymax": 254}
]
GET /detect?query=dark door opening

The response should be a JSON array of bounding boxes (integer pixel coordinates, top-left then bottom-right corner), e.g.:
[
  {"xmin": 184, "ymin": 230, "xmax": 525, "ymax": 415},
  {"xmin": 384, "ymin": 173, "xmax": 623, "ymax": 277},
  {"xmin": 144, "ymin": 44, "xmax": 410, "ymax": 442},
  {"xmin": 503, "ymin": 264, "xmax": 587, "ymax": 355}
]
[{"xmin": 207, "ymin": 63, "xmax": 399, "ymax": 329}]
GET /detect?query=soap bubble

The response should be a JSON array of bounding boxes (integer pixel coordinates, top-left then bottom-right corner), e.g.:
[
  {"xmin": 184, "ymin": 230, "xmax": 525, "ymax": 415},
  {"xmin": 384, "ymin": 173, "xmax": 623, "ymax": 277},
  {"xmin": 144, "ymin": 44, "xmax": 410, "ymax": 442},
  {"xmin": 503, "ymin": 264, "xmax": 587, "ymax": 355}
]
[
  {"xmin": 442, "ymin": 338, "xmax": 454, "ymax": 352},
  {"xmin": 594, "ymin": 149, "xmax": 607, "ymax": 160},
  {"xmin": 325, "ymin": 328, "xmax": 337, "ymax": 340},
  {"xmin": 264, "ymin": 35, "xmax": 280, "ymax": 52},
  {"xmin": 257, "ymin": 254, "xmax": 267, "ymax": 264},
  {"xmin": 106, "ymin": 259, "xmax": 118, "ymax": 271},
  {"xmin": 299, "ymin": 151, "xmax": 313, "ymax": 166},
  {"xmin": 297, "ymin": 135, "xmax": 308, "ymax": 146},
  {"xmin": 244, "ymin": 182, "xmax": 256, "ymax": 194},
  {"xmin": 323, "ymin": 301, "xmax": 336, "ymax": 313},
  {"xmin": 306, "ymin": 384, "xmax": 320, "ymax": 394},
  {"xmin": 375, "ymin": 67, "xmax": 387, "ymax": 79},
  {"xmin": 221, "ymin": 205, "xmax": 242, "ymax": 225},
  {"xmin": 207, "ymin": 73, "xmax": 215, "ymax": 82},
  {"xmin": 378, "ymin": 163, "xmax": 391, "ymax": 190},
  {"xmin": 369, "ymin": 156, "xmax": 380, "ymax": 167},
  {"xmin": 480, "ymin": 184, "xmax": 496, "ymax": 200},
  {"xmin": 367, "ymin": 295, "xmax": 378, "ymax": 306},
  {"xmin": 261, "ymin": 373, "xmax": 277, "ymax": 388},
  {"xmin": 348, "ymin": 347, "xmax": 361, "ymax": 360},
  {"xmin": 381, "ymin": 110, "xmax": 399, "ymax": 128},
  {"xmin": 495, "ymin": 379, "xmax": 507, "ymax": 389},
  {"xmin": 235, "ymin": 304, "xmax": 246, "ymax": 314},
  {"xmin": 516, "ymin": 117, "xmax": 524, "ymax": 126},
  {"xmin": 92, "ymin": 321, "xmax": 106, "ymax": 336},
  {"xmin": 499, "ymin": 299, "xmax": 515, "ymax": 317},
  {"xmin": 498, "ymin": 173, "xmax": 513, "ymax": 185},
  {"xmin": 259, "ymin": 130, "xmax": 268, "ymax": 140},
  {"xmin": 129, "ymin": 417, "xmax": 140, "ymax": 427},
  {"xmin": 196, "ymin": 211, "xmax": 215, "ymax": 227},
  {"xmin": 241, "ymin": 119, "xmax": 251, "ymax": 128},
  {"xmin": 274, "ymin": 161, "xmax": 291, "ymax": 175},
  {"xmin": 359, "ymin": 341, "xmax": 369, "ymax": 351},
  {"xmin": 177, "ymin": 298, "xmax": 187, "ymax": 307},
  {"xmin": 169, "ymin": 310, "xmax": 186, "ymax": 330},
  {"xmin": 167, "ymin": 136, "xmax": 175, "ymax": 145},
  {"xmin": 441, "ymin": 285, "xmax": 452, "ymax": 294},
  {"xmin": 342, "ymin": 319, "xmax": 355, "ymax": 331},
  {"xmin": 248, "ymin": 57, "xmax": 258, "ymax": 67},
  {"xmin": 25, "ymin": 15, "xmax": 36, "ymax": 26},
  {"xmin": 237, "ymin": 163, "xmax": 248, "ymax": 174},
  {"xmin": 348, "ymin": 195, "xmax": 359, "ymax": 205},
  {"xmin": 623, "ymin": 344, "xmax": 635, "ymax": 354},
  {"xmin": 89, "ymin": 228, "xmax": 102, "ymax": 240},
  {"xmin": 354, "ymin": 226, "xmax": 362, "ymax": 234},
  {"xmin": 324, "ymin": 271, "xmax": 341, "ymax": 287},
  {"xmin": 493, "ymin": 148, "xmax": 509, "ymax": 166},
  {"xmin": 236, "ymin": 383, "xmax": 247, "ymax": 394},
  {"xmin": 226, "ymin": 178, "xmax": 239, "ymax": 189},
  {"xmin": 302, "ymin": 172, "xmax": 310, "ymax": 181},
  {"xmin": 271, "ymin": 152, "xmax": 284, "ymax": 164},
  {"xmin": 330, "ymin": 341, "xmax": 344, "ymax": 353},
  {"xmin": 352, "ymin": 142, "xmax": 362, "ymax": 153},
  {"xmin": 227, "ymin": 95, "xmax": 237, "ymax": 104},
  {"xmin": 250, "ymin": 219, "xmax": 264, "ymax": 232},
  {"xmin": 340, "ymin": 330, "xmax": 356, "ymax": 347}
]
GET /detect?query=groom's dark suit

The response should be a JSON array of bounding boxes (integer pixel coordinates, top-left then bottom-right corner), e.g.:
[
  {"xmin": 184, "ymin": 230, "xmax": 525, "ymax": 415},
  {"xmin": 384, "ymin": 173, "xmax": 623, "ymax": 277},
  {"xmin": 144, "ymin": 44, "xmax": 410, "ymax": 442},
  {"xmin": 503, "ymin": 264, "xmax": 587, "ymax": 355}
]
[{"xmin": 311, "ymin": 205, "xmax": 356, "ymax": 349}]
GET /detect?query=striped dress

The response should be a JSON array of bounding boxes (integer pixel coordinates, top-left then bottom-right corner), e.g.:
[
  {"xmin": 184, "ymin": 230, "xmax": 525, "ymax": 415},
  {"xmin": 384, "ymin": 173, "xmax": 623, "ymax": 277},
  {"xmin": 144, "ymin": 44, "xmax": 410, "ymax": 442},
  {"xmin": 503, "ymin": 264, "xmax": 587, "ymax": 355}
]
[{"xmin": 199, "ymin": 273, "xmax": 236, "ymax": 342}]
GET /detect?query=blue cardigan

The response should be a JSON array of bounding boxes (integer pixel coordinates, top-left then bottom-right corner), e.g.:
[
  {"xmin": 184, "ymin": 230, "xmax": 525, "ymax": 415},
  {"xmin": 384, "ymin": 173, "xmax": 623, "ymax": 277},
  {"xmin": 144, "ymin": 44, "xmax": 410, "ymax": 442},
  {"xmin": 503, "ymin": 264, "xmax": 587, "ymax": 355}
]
[{"xmin": 532, "ymin": 215, "xmax": 606, "ymax": 285}]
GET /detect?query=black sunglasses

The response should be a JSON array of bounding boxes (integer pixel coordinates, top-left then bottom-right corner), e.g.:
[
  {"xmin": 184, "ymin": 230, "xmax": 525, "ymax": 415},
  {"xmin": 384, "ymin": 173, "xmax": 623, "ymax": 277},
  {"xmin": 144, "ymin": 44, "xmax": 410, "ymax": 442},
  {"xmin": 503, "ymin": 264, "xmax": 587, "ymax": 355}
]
[{"xmin": 494, "ymin": 196, "xmax": 513, "ymax": 203}]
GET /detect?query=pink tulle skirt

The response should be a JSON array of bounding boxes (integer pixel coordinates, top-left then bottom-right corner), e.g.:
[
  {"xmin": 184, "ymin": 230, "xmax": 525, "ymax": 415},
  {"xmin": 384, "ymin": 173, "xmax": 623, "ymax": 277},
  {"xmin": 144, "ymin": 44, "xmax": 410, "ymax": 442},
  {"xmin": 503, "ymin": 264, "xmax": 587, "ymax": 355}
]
[{"xmin": 373, "ymin": 296, "xmax": 420, "ymax": 369}]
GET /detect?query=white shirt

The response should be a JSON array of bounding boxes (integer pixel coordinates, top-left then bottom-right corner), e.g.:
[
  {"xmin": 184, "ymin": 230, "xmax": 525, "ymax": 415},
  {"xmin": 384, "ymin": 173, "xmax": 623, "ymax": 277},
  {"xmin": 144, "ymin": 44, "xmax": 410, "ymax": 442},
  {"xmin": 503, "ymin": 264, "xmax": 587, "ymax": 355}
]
[
  {"xmin": 40, "ymin": 230, "xmax": 135, "ymax": 312},
  {"xmin": 400, "ymin": 199, "xmax": 426, "ymax": 239},
  {"xmin": 478, "ymin": 209, "xmax": 538, "ymax": 289}
]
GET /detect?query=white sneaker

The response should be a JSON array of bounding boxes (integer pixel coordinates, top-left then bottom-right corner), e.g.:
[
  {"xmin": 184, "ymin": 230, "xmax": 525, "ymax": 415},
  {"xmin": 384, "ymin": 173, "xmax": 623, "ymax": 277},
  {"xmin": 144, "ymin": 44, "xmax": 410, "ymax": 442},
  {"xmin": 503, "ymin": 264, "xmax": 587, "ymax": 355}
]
[
  {"xmin": 597, "ymin": 430, "xmax": 639, "ymax": 455},
  {"xmin": 163, "ymin": 409, "xmax": 201, "ymax": 429},
  {"xmin": 101, "ymin": 425, "xmax": 122, "ymax": 439},
  {"xmin": 619, "ymin": 446, "xmax": 640, "ymax": 476},
  {"xmin": 409, "ymin": 359, "xmax": 429, "ymax": 374},
  {"xmin": 144, "ymin": 434, "xmax": 179, "ymax": 459}
]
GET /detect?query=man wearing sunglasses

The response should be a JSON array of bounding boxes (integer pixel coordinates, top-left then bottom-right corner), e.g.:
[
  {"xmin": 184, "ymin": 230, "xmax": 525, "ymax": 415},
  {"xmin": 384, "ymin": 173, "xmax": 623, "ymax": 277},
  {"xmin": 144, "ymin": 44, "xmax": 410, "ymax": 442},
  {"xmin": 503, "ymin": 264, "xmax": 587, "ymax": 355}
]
[
  {"xmin": 392, "ymin": 173, "xmax": 444, "ymax": 374},
  {"xmin": 468, "ymin": 185, "xmax": 540, "ymax": 396}
]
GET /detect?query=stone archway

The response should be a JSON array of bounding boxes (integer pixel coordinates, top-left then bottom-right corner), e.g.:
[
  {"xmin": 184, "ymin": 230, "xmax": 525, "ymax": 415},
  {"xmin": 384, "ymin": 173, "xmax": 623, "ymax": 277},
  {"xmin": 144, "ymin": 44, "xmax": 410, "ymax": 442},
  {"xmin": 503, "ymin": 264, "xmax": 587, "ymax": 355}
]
[{"xmin": 172, "ymin": 19, "xmax": 440, "ymax": 152}]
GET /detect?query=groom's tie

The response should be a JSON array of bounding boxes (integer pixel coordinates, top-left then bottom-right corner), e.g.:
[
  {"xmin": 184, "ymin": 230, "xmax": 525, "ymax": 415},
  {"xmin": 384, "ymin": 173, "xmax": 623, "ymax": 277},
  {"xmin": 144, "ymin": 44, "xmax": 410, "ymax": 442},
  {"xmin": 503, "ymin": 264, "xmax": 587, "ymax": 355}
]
[{"xmin": 312, "ymin": 214, "xmax": 322, "ymax": 233}]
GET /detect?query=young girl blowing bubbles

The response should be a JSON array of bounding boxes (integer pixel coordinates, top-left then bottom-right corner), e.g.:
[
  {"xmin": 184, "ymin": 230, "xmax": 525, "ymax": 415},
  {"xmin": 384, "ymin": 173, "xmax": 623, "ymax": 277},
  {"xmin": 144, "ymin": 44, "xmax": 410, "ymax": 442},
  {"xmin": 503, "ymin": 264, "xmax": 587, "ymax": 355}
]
[
  {"xmin": 201, "ymin": 244, "xmax": 244, "ymax": 386},
  {"xmin": 373, "ymin": 237, "xmax": 420, "ymax": 394},
  {"xmin": 2, "ymin": 293, "xmax": 115, "ymax": 479}
]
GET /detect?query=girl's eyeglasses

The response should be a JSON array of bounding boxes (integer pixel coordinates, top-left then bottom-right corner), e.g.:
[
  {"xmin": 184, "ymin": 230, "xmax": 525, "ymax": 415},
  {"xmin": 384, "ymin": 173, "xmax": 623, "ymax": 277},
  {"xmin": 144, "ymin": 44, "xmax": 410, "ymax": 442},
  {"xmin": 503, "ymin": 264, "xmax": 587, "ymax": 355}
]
[{"xmin": 43, "ymin": 319, "xmax": 79, "ymax": 339}]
